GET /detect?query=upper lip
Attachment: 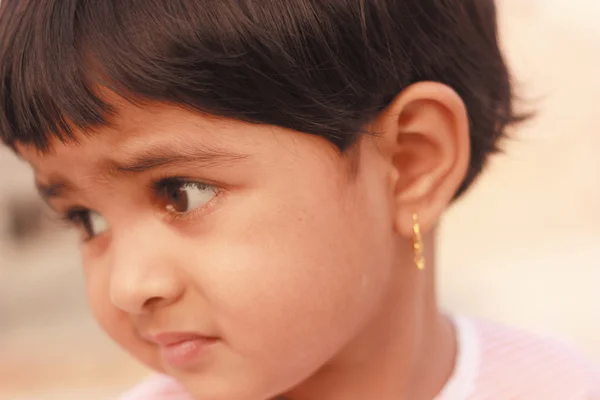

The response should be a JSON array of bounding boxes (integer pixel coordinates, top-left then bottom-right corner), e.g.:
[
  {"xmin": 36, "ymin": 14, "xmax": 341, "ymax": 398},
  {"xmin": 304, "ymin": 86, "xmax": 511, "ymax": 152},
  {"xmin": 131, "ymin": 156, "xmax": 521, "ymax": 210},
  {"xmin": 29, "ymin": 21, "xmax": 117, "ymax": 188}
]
[{"xmin": 142, "ymin": 331, "xmax": 216, "ymax": 347}]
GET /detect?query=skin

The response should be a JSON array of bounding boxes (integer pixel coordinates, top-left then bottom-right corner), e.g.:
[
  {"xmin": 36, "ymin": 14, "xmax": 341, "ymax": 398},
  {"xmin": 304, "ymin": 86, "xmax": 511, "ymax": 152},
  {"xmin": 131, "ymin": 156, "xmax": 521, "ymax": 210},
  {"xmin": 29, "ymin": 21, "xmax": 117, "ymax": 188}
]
[{"xmin": 18, "ymin": 82, "xmax": 470, "ymax": 400}]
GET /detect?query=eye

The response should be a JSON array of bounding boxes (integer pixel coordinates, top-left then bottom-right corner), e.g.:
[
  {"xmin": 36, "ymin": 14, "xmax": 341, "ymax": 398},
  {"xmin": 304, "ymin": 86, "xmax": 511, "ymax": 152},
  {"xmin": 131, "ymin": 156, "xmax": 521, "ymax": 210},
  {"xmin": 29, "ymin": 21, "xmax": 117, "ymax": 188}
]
[
  {"xmin": 154, "ymin": 179, "xmax": 217, "ymax": 215},
  {"xmin": 64, "ymin": 209, "xmax": 109, "ymax": 241}
]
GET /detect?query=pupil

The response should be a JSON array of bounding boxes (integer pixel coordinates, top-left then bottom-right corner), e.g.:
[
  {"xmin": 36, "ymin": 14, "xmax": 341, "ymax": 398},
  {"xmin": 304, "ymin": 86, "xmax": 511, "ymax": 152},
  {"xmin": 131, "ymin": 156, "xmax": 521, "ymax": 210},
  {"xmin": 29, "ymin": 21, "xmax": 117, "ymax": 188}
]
[
  {"xmin": 169, "ymin": 183, "xmax": 188, "ymax": 212},
  {"xmin": 82, "ymin": 213, "xmax": 94, "ymax": 236}
]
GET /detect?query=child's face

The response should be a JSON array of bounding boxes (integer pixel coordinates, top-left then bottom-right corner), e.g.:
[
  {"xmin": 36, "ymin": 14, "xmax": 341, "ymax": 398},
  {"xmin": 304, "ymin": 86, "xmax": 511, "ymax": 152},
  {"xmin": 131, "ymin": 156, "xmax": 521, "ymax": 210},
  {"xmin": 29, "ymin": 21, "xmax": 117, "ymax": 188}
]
[{"xmin": 19, "ymin": 102, "xmax": 403, "ymax": 399}]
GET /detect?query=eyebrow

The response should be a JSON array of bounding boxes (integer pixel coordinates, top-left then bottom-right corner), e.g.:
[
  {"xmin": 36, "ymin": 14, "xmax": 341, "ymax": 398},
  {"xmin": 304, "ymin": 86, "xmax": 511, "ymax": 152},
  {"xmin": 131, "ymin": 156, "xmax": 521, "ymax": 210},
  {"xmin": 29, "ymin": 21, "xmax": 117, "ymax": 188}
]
[
  {"xmin": 36, "ymin": 180, "xmax": 73, "ymax": 201},
  {"xmin": 107, "ymin": 145, "xmax": 250, "ymax": 174},
  {"xmin": 36, "ymin": 145, "xmax": 249, "ymax": 201}
]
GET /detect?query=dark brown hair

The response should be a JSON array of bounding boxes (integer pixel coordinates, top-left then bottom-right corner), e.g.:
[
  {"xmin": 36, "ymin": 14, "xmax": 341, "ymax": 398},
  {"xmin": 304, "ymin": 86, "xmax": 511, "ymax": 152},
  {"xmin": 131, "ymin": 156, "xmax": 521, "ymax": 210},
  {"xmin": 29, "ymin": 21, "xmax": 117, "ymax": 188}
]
[{"xmin": 0, "ymin": 0, "xmax": 523, "ymax": 197}]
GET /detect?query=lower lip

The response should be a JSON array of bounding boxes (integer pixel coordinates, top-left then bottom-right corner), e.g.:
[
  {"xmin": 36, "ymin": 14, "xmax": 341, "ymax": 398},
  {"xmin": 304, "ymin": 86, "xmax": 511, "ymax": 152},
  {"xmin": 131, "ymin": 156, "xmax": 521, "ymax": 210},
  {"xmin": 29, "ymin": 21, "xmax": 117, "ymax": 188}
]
[{"xmin": 159, "ymin": 338, "xmax": 216, "ymax": 369}]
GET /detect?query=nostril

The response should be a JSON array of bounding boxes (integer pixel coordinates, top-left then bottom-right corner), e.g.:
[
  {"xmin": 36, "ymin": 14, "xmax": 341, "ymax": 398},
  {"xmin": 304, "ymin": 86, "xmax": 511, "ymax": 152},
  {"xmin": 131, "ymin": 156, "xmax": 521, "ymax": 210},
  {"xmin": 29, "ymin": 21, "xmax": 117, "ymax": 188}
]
[{"xmin": 143, "ymin": 296, "xmax": 166, "ymax": 310}]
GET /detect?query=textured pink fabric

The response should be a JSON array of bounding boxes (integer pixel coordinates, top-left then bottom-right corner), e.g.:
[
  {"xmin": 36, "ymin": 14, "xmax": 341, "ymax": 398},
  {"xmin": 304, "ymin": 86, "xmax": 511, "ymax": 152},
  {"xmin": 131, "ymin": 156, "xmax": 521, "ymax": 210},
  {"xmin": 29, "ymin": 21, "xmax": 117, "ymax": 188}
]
[
  {"xmin": 436, "ymin": 318, "xmax": 600, "ymax": 400},
  {"xmin": 118, "ymin": 318, "xmax": 600, "ymax": 400}
]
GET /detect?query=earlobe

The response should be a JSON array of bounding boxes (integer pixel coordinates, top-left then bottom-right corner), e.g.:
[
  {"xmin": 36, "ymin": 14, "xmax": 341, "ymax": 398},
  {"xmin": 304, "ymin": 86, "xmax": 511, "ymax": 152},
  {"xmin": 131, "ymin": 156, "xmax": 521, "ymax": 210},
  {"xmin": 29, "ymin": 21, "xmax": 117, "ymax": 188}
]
[{"xmin": 372, "ymin": 82, "xmax": 471, "ymax": 237}]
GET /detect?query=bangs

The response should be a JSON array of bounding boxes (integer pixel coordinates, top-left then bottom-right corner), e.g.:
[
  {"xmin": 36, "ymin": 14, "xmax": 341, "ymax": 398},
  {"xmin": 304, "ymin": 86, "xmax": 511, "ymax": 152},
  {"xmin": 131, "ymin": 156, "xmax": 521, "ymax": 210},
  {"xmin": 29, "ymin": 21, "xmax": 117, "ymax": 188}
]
[
  {"xmin": 1, "ymin": 0, "xmax": 525, "ymax": 197},
  {"xmin": 0, "ymin": 0, "xmax": 384, "ymax": 152},
  {"xmin": 1, "ymin": 0, "xmax": 113, "ymax": 151}
]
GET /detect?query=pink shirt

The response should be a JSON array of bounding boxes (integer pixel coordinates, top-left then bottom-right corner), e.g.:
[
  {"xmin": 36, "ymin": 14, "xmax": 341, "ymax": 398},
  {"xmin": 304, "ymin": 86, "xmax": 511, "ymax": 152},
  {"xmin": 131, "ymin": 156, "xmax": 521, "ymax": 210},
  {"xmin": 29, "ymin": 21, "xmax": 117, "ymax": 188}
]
[{"xmin": 119, "ymin": 316, "xmax": 600, "ymax": 399}]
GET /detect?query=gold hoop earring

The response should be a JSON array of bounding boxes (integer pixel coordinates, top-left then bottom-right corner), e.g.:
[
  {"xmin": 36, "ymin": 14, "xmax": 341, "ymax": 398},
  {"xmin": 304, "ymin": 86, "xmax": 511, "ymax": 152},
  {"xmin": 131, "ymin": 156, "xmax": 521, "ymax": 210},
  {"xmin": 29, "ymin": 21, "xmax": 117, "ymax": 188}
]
[{"xmin": 412, "ymin": 213, "xmax": 425, "ymax": 271}]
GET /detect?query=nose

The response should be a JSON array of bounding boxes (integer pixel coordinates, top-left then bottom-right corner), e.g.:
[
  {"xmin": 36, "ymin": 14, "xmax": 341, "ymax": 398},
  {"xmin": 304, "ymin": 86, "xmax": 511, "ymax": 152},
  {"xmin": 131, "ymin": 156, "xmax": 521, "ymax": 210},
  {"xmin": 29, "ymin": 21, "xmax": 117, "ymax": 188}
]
[{"xmin": 108, "ymin": 228, "xmax": 185, "ymax": 315}]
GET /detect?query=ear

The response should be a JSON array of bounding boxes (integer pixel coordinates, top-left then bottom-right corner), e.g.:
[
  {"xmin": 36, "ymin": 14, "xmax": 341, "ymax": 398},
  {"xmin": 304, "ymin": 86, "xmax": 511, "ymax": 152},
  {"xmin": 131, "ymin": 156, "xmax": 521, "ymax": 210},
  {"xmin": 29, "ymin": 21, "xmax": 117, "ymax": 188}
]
[{"xmin": 371, "ymin": 82, "xmax": 470, "ymax": 238}]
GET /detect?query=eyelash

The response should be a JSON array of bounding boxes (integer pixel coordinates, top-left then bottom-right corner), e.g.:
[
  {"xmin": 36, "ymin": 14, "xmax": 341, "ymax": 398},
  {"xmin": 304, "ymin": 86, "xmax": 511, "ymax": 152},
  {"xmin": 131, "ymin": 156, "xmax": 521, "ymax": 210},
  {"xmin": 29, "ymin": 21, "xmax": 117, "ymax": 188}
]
[
  {"xmin": 58, "ymin": 207, "xmax": 96, "ymax": 242},
  {"xmin": 58, "ymin": 177, "xmax": 221, "ymax": 236},
  {"xmin": 59, "ymin": 207, "xmax": 88, "ymax": 226},
  {"xmin": 151, "ymin": 177, "xmax": 221, "ymax": 222}
]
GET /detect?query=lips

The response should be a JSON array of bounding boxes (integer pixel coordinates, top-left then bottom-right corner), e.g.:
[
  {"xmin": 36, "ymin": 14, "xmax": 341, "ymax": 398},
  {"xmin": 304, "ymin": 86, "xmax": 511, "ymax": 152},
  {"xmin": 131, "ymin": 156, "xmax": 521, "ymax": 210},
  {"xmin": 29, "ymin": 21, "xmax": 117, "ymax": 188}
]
[{"xmin": 143, "ymin": 332, "xmax": 218, "ymax": 369}]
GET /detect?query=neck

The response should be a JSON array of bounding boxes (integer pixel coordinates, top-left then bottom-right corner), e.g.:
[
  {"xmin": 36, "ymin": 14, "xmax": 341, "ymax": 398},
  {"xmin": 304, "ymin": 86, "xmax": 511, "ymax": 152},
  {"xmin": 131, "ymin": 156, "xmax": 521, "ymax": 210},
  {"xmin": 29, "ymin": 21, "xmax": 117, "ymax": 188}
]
[{"xmin": 282, "ymin": 233, "xmax": 457, "ymax": 400}]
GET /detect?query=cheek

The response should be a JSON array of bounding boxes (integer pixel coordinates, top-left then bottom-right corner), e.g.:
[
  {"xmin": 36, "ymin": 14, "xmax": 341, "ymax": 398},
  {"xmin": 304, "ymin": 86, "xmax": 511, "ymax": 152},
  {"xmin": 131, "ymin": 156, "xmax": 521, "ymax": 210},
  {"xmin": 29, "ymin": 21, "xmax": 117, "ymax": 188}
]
[
  {"xmin": 195, "ymin": 180, "xmax": 395, "ymax": 375},
  {"xmin": 82, "ymin": 261, "xmax": 161, "ymax": 370},
  {"xmin": 83, "ymin": 263, "xmax": 116, "ymax": 335},
  {"xmin": 83, "ymin": 266, "xmax": 128, "ymax": 345}
]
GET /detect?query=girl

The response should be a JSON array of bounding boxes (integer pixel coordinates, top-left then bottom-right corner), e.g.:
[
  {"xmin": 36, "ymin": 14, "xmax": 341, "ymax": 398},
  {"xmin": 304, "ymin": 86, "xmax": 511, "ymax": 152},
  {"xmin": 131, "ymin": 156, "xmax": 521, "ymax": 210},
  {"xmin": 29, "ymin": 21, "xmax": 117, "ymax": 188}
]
[{"xmin": 0, "ymin": 0, "xmax": 598, "ymax": 399}]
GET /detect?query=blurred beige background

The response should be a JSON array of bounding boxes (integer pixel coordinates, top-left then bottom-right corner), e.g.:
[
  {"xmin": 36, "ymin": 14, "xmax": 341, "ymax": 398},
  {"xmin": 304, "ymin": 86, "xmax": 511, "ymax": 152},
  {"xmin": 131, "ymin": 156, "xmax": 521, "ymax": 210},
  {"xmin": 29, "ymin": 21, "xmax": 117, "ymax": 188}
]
[{"xmin": 1, "ymin": 0, "xmax": 599, "ymax": 399}]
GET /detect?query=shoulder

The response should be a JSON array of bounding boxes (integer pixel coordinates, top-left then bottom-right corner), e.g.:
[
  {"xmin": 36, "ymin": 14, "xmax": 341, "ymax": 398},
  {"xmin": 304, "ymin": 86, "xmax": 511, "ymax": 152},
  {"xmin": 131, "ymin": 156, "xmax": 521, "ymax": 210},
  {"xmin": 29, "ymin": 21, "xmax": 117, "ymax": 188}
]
[
  {"xmin": 471, "ymin": 318, "xmax": 600, "ymax": 399},
  {"xmin": 117, "ymin": 374, "xmax": 193, "ymax": 400}
]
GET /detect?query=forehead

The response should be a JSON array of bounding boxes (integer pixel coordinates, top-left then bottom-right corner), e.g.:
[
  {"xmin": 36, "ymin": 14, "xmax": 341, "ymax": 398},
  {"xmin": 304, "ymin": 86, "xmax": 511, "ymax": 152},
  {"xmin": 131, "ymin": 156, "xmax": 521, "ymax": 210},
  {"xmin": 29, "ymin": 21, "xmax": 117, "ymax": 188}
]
[
  {"xmin": 16, "ymin": 101, "xmax": 344, "ymax": 185},
  {"xmin": 18, "ymin": 104, "xmax": 249, "ymax": 172},
  {"xmin": 19, "ymin": 104, "xmax": 219, "ymax": 157}
]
